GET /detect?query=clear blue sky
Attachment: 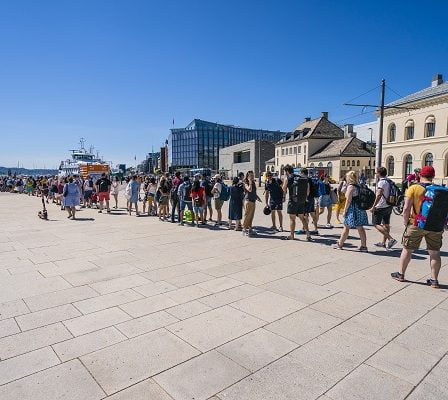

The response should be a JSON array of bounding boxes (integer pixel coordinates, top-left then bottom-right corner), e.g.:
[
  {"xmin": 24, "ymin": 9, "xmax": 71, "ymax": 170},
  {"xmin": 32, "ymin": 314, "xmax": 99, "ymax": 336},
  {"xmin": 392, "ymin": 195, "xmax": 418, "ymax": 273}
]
[{"xmin": 1, "ymin": 0, "xmax": 447, "ymax": 168}]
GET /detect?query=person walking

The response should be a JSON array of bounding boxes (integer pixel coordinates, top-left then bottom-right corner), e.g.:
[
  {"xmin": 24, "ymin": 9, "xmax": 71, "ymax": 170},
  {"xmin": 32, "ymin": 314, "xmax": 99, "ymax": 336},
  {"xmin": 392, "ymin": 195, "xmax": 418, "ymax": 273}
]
[
  {"xmin": 282, "ymin": 165, "xmax": 310, "ymax": 241},
  {"xmin": 95, "ymin": 173, "xmax": 111, "ymax": 213},
  {"xmin": 264, "ymin": 171, "xmax": 283, "ymax": 231},
  {"xmin": 201, "ymin": 174, "xmax": 214, "ymax": 223},
  {"xmin": 391, "ymin": 166, "xmax": 447, "ymax": 289},
  {"xmin": 242, "ymin": 171, "xmax": 261, "ymax": 237},
  {"xmin": 335, "ymin": 177, "xmax": 347, "ymax": 224},
  {"xmin": 83, "ymin": 175, "xmax": 94, "ymax": 208},
  {"xmin": 63, "ymin": 177, "xmax": 81, "ymax": 220},
  {"xmin": 228, "ymin": 176, "xmax": 244, "ymax": 230},
  {"xmin": 369, "ymin": 167, "xmax": 397, "ymax": 250},
  {"xmin": 333, "ymin": 171, "xmax": 368, "ymax": 251},
  {"xmin": 111, "ymin": 176, "xmax": 120, "ymax": 209},
  {"xmin": 127, "ymin": 175, "xmax": 140, "ymax": 216}
]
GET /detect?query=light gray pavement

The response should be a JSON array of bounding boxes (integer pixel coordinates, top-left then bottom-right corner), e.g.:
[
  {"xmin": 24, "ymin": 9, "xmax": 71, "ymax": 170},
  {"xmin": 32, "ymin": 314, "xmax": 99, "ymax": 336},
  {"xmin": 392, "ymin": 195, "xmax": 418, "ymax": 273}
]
[{"xmin": 0, "ymin": 191, "xmax": 447, "ymax": 400}]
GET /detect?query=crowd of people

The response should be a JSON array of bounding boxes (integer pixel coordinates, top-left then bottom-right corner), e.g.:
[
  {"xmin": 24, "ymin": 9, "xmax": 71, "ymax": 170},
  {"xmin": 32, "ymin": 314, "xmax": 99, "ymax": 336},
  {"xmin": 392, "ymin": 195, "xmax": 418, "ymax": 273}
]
[{"xmin": 2, "ymin": 164, "xmax": 446, "ymax": 289}]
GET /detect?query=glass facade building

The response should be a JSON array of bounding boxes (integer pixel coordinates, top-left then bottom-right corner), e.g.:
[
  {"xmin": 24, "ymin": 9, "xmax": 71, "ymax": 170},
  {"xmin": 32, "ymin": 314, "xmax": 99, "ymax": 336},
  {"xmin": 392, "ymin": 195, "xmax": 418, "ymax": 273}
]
[{"xmin": 168, "ymin": 119, "xmax": 285, "ymax": 171}]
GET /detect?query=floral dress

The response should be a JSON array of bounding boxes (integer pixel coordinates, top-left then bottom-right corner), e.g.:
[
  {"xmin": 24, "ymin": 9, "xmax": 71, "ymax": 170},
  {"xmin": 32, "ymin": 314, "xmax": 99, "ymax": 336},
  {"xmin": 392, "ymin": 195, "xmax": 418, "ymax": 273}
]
[{"xmin": 344, "ymin": 185, "xmax": 368, "ymax": 228}]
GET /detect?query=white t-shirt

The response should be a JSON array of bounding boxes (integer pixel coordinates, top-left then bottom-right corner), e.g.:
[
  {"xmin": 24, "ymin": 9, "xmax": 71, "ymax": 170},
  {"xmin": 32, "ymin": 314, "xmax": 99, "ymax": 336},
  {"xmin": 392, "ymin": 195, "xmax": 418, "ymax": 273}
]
[
  {"xmin": 213, "ymin": 182, "xmax": 222, "ymax": 199},
  {"xmin": 376, "ymin": 178, "xmax": 390, "ymax": 209}
]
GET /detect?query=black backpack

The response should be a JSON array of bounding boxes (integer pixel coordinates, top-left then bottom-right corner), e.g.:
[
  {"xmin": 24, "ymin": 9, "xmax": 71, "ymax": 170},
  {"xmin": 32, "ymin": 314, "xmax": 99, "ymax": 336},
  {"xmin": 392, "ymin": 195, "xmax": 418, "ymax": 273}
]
[
  {"xmin": 354, "ymin": 184, "xmax": 375, "ymax": 210},
  {"xmin": 184, "ymin": 183, "xmax": 192, "ymax": 201},
  {"xmin": 382, "ymin": 179, "xmax": 401, "ymax": 206},
  {"xmin": 290, "ymin": 176, "xmax": 308, "ymax": 205}
]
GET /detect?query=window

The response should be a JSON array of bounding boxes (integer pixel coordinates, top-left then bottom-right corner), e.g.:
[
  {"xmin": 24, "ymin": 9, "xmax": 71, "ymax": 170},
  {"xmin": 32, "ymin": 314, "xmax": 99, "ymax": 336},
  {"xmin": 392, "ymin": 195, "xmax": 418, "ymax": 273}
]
[
  {"xmin": 404, "ymin": 154, "xmax": 413, "ymax": 178},
  {"xmin": 318, "ymin": 162, "xmax": 323, "ymax": 167},
  {"xmin": 276, "ymin": 149, "xmax": 279, "ymax": 157},
  {"xmin": 292, "ymin": 163, "xmax": 295, "ymax": 168},
  {"xmin": 281, "ymin": 148, "xmax": 285, "ymax": 156},
  {"xmin": 352, "ymin": 160, "xmax": 355, "ymax": 166},
  {"xmin": 233, "ymin": 151, "xmax": 250, "ymax": 163},
  {"xmin": 387, "ymin": 156, "xmax": 395, "ymax": 176},
  {"xmin": 405, "ymin": 120, "xmax": 414, "ymax": 140},
  {"xmin": 342, "ymin": 160, "xmax": 346, "ymax": 167},
  {"xmin": 298, "ymin": 146, "xmax": 301, "ymax": 153},
  {"xmin": 425, "ymin": 116, "xmax": 436, "ymax": 137},
  {"xmin": 289, "ymin": 147, "xmax": 293, "ymax": 155},
  {"xmin": 327, "ymin": 162, "xmax": 333, "ymax": 177},
  {"xmin": 357, "ymin": 160, "xmax": 360, "ymax": 167},
  {"xmin": 310, "ymin": 163, "xmax": 315, "ymax": 167},
  {"xmin": 424, "ymin": 153, "xmax": 433, "ymax": 166},
  {"xmin": 388, "ymin": 123, "xmax": 396, "ymax": 142}
]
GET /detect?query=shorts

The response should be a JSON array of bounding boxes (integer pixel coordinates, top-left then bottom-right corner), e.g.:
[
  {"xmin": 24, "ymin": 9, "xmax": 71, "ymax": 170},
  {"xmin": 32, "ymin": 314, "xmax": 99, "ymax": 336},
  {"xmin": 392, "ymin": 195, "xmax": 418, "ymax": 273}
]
[
  {"xmin": 319, "ymin": 194, "xmax": 332, "ymax": 208},
  {"xmin": 180, "ymin": 200, "xmax": 193, "ymax": 211},
  {"xmin": 84, "ymin": 190, "xmax": 93, "ymax": 200},
  {"xmin": 214, "ymin": 199, "xmax": 224, "ymax": 210},
  {"xmin": 269, "ymin": 202, "xmax": 283, "ymax": 211},
  {"xmin": 402, "ymin": 225, "xmax": 443, "ymax": 251},
  {"xmin": 206, "ymin": 196, "xmax": 212, "ymax": 207},
  {"xmin": 305, "ymin": 199, "xmax": 315, "ymax": 214},
  {"xmin": 98, "ymin": 192, "xmax": 110, "ymax": 202},
  {"xmin": 159, "ymin": 195, "xmax": 169, "ymax": 206},
  {"xmin": 372, "ymin": 206, "xmax": 392, "ymax": 225},
  {"xmin": 287, "ymin": 201, "xmax": 306, "ymax": 215},
  {"xmin": 193, "ymin": 206, "xmax": 203, "ymax": 214}
]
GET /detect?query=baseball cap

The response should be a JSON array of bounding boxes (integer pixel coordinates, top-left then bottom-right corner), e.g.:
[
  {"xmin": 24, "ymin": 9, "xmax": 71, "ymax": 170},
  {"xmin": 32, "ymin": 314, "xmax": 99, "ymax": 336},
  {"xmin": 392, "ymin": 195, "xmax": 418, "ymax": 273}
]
[{"xmin": 420, "ymin": 166, "xmax": 435, "ymax": 178}]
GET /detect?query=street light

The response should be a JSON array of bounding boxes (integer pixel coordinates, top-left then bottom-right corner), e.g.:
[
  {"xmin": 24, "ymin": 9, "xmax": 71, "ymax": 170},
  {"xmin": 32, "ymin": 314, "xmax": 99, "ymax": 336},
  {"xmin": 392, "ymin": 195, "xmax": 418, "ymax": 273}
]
[{"xmin": 368, "ymin": 127, "xmax": 373, "ymax": 186}]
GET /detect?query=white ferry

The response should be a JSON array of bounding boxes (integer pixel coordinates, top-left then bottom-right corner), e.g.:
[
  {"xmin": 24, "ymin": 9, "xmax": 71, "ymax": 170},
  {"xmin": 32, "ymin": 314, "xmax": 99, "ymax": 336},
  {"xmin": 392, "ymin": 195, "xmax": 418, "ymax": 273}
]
[{"xmin": 59, "ymin": 138, "xmax": 110, "ymax": 179}]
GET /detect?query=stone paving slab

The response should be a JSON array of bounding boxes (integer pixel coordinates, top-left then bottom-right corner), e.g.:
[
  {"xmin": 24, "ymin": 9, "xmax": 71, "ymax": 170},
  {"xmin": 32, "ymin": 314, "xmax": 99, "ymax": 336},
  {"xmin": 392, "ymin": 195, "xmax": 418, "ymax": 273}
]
[{"xmin": 1, "ymin": 192, "xmax": 448, "ymax": 399}]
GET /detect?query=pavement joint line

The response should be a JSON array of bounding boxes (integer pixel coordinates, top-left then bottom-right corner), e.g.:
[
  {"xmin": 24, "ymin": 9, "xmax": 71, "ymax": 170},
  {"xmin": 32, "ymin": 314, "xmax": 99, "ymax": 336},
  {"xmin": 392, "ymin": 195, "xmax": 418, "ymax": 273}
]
[
  {"xmin": 77, "ymin": 356, "xmax": 109, "ymax": 397},
  {"xmin": 403, "ymin": 351, "xmax": 448, "ymax": 399}
]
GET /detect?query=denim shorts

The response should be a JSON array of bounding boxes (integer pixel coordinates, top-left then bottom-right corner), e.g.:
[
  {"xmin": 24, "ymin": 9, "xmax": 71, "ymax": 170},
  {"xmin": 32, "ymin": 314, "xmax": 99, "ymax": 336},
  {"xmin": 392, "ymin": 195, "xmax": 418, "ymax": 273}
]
[
  {"xmin": 193, "ymin": 206, "xmax": 203, "ymax": 214},
  {"xmin": 180, "ymin": 201, "xmax": 193, "ymax": 211}
]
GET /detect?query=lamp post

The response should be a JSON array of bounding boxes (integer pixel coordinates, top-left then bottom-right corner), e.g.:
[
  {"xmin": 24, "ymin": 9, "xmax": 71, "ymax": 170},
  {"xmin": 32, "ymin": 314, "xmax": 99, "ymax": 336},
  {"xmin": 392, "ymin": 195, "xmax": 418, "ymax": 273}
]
[{"xmin": 368, "ymin": 127, "xmax": 373, "ymax": 186}]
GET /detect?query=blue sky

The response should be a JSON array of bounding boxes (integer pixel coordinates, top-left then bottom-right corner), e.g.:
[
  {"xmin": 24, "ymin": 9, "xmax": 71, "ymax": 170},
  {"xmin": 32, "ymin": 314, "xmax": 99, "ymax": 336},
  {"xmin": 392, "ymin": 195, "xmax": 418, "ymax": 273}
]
[{"xmin": 1, "ymin": 0, "xmax": 447, "ymax": 168}]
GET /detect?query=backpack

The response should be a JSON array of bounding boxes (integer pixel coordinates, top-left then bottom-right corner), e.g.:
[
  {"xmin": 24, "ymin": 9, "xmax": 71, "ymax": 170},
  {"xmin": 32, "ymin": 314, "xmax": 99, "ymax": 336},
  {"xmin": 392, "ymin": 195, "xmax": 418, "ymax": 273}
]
[
  {"xmin": 184, "ymin": 183, "xmax": 192, "ymax": 201},
  {"xmin": 290, "ymin": 176, "xmax": 308, "ymax": 205},
  {"xmin": 219, "ymin": 183, "xmax": 230, "ymax": 201},
  {"xmin": 204, "ymin": 180, "xmax": 213, "ymax": 197},
  {"xmin": 353, "ymin": 184, "xmax": 375, "ymax": 210},
  {"xmin": 382, "ymin": 179, "xmax": 400, "ymax": 206},
  {"xmin": 414, "ymin": 185, "xmax": 448, "ymax": 232}
]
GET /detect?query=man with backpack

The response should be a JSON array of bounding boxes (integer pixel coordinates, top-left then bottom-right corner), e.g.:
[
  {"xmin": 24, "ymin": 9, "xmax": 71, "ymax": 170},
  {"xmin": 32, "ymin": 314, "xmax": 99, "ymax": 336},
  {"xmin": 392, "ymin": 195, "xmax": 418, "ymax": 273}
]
[
  {"xmin": 282, "ymin": 165, "xmax": 311, "ymax": 241},
  {"xmin": 369, "ymin": 167, "xmax": 398, "ymax": 250},
  {"xmin": 170, "ymin": 171, "xmax": 182, "ymax": 223},
  {"xmin": 177, "ymin": 176, "xmax": 193, "ymax": 226},
  {"xmin": 264, "ymin": 171, "xmax": 284, "ymax": 232},
  {"xmin": 391, "ymin": 166, "xmax": 448, "ymax": 289},
  {"xmin": 201, "ymin": 174, "xmax": 214, "ymax": 223}
]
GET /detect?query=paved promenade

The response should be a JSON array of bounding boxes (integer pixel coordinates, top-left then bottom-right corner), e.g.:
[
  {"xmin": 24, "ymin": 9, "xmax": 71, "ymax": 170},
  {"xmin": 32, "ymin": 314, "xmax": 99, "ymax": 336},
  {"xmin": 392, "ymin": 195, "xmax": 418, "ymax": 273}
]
[{"xmin": 0, "ymin": 192, "xmax": 447, "ymax": 400}]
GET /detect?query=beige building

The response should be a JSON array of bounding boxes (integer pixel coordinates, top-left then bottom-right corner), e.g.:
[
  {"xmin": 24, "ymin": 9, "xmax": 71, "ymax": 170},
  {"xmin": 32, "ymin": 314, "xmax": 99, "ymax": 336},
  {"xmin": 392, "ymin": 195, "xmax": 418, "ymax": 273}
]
[
  {"xmin": 381, "ymin": 74, "xmax": 448, "ymax": 184},
  {"xmin": 275, "ymin": 112, "xmax": 374, "ymax": 179}
]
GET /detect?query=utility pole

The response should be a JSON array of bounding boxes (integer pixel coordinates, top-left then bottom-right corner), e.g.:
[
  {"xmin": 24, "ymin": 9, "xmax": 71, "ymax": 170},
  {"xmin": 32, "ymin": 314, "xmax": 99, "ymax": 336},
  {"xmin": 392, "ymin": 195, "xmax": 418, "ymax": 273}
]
[{"xmin": 377, "ymin": 79, "xmax": 385, "ymax": 168}]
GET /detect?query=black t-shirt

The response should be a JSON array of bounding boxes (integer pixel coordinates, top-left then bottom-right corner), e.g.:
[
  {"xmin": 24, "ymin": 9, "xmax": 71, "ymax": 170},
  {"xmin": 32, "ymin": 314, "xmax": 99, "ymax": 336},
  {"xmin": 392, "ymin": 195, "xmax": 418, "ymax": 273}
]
[
  {"xmin": 265, "ymin": 179, "xmax": 283, "ymax": 203},
  {"xmin": 245, "ymin": 181, "xmax": 257, "ymax": 202},
  {"xmin": 96, "ymin": 178, "xmax": 111, "ymax": 193}
]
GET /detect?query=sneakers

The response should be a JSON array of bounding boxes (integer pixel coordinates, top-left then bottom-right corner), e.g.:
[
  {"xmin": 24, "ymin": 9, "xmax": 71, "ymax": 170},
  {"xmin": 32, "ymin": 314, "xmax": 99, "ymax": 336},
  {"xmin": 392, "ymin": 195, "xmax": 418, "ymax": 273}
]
[
  {"xmin": 374, "ymin": 242, "xmax": 386, "ymax": 248},
  {"xmin": 325, "ymin": 223, "xmax": 333, "ymax": 228},
  {"xmin": 387, "ymin": 239, "xmax": 397, "ymax": 249}
]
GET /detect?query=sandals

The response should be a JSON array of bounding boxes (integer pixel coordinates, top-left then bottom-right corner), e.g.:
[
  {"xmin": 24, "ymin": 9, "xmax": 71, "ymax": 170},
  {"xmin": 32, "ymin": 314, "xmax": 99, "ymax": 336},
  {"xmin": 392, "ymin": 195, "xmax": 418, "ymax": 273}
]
[
  {"xmin": 391, "ymin": 272, "xmax": 405, "ymax": 282},
  {"xmin": 333, "ymin": 242, "xmax": 343, "ymax": 250},
  {"xmin": 427, "ymin": 279, "xmax": 440, "ymax": 289}
]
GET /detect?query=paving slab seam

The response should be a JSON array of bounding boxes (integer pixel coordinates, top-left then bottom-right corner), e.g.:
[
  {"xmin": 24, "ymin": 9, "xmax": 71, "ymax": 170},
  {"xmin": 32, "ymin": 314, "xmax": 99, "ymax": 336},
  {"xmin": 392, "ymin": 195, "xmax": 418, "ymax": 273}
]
[
  {"xmin": 77, "ymin": 357, "xmax": 109, "ymax": 397},
  {"xmin": 318, "ymin": 289, "xmax": 448, "ymax": 398},
  {"xmin": 403, "ymin": 351, "xmax": 448, "ymax": 399}
]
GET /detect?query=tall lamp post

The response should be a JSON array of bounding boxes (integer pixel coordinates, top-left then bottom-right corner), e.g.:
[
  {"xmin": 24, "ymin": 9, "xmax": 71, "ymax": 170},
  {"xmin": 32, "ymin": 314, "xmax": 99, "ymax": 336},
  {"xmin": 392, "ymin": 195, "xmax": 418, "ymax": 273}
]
[{"xmin": 368, "ymin": 127, "xmax": 373, "ymax": 186}]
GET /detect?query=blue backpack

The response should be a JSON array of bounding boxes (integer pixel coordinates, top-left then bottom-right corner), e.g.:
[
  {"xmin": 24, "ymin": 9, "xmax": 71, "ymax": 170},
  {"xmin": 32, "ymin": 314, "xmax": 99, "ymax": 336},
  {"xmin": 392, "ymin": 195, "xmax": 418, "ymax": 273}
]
[
  {"xmin": 219, "ymin": 184, "xmax": 230, "ymax": 201},
  {"xmin": 414, "ymin": 185, "xmax": 448, "ymax": 232}
]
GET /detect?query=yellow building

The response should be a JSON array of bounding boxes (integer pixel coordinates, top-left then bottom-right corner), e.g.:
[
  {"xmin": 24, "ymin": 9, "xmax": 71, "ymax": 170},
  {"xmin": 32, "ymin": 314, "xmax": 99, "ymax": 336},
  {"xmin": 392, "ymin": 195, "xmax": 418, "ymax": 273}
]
[
  {"xmin": 275, "ymin": 112, "xmax": 374, "ymax": 179},
  {"xmin": 381, "ymin": 74, "xmax": 448, "ymax": 184}
]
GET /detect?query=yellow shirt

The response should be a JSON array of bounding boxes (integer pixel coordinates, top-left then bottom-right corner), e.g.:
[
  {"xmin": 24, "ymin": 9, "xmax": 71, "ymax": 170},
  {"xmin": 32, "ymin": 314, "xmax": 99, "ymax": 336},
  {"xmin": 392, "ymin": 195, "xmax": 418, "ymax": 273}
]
[{"xmin": 405, "ymin": 184, "xmax": 426, "ymax": 225}]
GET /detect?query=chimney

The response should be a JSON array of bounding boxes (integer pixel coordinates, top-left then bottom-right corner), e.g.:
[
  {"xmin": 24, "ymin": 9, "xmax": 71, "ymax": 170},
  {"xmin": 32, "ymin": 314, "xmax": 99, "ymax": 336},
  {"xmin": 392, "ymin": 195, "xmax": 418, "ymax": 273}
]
[
  {"xmin": 344, "ymin": 124, "xmax": 356, "ymax": 138},
  {"xmin": 304, "ymin": 117, "xmax": 311, "ymax": 122},
  {"xmin": 321, "ymin": 112, "xmax": 328, "ymax": 119},
  {"xmin": 432, "ymin": 74, "xmax": 443, "ymax": 87}
]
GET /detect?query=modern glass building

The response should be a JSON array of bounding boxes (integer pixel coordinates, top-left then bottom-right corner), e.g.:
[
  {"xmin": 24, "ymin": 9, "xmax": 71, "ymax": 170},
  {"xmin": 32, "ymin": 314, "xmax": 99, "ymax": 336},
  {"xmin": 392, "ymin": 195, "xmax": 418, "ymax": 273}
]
[{"xmin": 168, "ymin": 119, "xmax": 286, "ymax": 171}]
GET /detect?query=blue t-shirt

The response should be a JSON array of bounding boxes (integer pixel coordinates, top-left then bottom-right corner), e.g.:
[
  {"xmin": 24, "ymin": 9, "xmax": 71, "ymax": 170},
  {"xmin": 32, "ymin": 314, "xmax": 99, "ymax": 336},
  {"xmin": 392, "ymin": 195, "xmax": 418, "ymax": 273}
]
[{"xmin": 265, "ymin": 179, "xmax": 283, "ymax": 203}]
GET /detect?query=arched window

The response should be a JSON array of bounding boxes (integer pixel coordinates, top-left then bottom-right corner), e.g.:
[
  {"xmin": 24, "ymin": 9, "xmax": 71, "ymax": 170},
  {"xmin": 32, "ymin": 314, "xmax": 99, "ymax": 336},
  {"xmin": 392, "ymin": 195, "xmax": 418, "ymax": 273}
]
[
  {"xmin": 424, "ymin": 153, "xmax": 433, "ymax": 166},
  {"xmin": 318, "ymin": 162, "xmax": 323, "ymax": 167},
  {"xmin": 297, "ymin": 163, "xmax": 301, "ymax": 168},
  {"xmin": 388, "ymin": 123, "xmax": 396, "ymax": 142},
  {"xmin": 342, "ymin": 160, "xmax": 346, "ymax": 167},
  {"xmin": 271, "ymin": 166, "xmax": 274, "ymax": 172},
  {"xmin": 425, "ymin": 116, "xmax": 436, "ymax": 137},
  {"xmin": 327, "ymin": 162, "xmax": 333, "ymax": 177},
  {"xmin": 357, "ymin": 160, "xmax": 360, "ymax": 166},
  {"xmin": 405, "ymin": 120, "xmax": 414, "ymax": 140},
  {"xmin": 310, "ymin": 163, "xmax": 315, "ymax": 167},
  {"xmin": 404, "ymin": 154, "xmax": 413, "ymax": 178},
  {"xmin": 387, "ymin": 156, "xmax": 395, "ymax": 176},
  {"xmin": 351, "ymin": 160, "xmax": 356, "ymax": 166}
]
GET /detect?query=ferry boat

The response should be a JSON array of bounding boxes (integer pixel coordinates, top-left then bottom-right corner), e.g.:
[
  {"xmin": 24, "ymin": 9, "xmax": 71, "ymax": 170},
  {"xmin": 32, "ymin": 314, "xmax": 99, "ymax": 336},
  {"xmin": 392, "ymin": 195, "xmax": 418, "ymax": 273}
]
[{"xmin": 59, "ymin": 138, "xmax": 110, "ymax": 179}]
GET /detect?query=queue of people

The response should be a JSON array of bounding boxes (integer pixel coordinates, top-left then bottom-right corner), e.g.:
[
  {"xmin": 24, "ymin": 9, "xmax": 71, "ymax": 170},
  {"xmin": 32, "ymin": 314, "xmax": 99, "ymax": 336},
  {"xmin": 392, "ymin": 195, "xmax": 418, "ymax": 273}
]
[{"xmin": 4, "ymin": 164, "xmax": 446, "ymax": 289}]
